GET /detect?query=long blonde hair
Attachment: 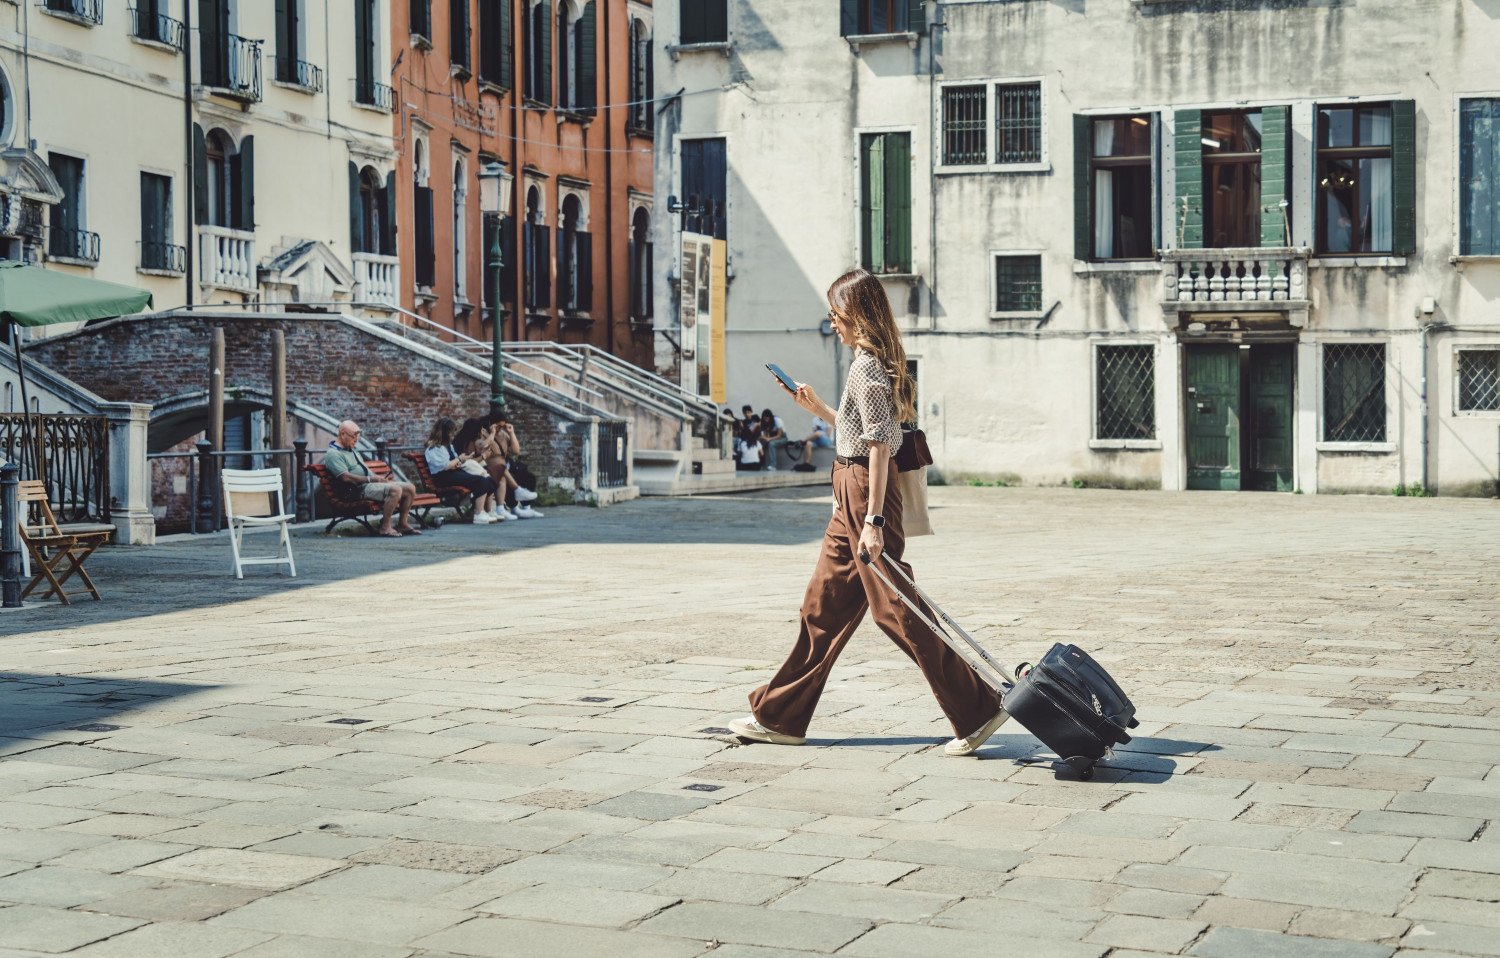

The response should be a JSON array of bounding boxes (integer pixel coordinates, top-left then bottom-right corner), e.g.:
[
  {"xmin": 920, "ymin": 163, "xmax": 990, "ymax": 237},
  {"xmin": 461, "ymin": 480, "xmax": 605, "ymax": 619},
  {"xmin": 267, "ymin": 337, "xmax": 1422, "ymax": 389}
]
[{"xmin": 827, "ymin": 268, "xmax": 916, "ymax": 423}]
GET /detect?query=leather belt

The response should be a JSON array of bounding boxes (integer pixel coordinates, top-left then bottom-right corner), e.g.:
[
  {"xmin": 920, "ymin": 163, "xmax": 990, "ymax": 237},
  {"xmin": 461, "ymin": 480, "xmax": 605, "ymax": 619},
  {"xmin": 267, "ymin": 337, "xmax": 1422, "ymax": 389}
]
[{"xmin": 835, "ymin": 455, "xmax": 869, "ymax": 466}]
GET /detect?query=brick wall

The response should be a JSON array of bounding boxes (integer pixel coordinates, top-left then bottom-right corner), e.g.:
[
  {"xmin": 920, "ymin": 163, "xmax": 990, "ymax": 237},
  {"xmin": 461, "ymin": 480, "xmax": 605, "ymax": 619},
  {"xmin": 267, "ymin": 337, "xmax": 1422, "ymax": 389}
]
[{"xmin": 28, "ymin": 314, "xmax": 590, "ymax": 492}]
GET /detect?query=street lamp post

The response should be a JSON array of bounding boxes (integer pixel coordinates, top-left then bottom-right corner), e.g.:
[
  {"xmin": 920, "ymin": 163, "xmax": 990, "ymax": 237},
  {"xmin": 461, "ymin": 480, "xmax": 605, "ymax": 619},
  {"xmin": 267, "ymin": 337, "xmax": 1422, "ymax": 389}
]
[{"xmin": 478, "ymin": 160, "xmax": 515, "ymax": 417}]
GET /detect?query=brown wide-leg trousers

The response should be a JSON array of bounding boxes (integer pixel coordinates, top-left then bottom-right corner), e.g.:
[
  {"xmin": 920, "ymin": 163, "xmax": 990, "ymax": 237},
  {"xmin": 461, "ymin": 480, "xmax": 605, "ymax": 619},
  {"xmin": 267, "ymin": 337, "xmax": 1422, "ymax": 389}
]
[{"xmin": 748, "ymin": 461, "xmax": 1001, "ymax": 739}]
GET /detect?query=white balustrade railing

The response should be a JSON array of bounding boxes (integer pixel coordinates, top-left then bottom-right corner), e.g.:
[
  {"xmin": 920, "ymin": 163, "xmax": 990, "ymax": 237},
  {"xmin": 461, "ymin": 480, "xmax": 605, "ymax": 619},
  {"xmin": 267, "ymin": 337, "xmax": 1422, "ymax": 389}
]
[
  {"xmin": 353, "ymin": 253, "xmax": 400, "ymax": 307},
  {"xmin": 1162, "ymin": 248, "xmax": 1308, "ymax": 305},
  {"xmin": 198, "ymin": 226, "xmax": 256, "ymax": 292}
]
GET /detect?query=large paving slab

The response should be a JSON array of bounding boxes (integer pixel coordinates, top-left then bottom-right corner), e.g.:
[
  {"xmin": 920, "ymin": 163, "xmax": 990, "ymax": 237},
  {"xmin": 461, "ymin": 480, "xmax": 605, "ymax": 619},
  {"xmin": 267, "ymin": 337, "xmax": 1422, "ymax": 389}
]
[{"xmin": 1, "ymin": 486, "xmax": 1498, "ymax": 955}]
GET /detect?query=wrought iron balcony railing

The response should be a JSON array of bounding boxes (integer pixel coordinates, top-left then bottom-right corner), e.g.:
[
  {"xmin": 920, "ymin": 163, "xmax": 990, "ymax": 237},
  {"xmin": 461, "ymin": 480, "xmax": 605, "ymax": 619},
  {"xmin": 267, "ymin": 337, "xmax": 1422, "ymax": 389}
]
[
  {"xmin": 139, "ymin": 241, "xmax": 186, "ymax": 273},
  {"xmin": 48, "ymin": 227, "xmax": 101, "ymax": 263},
  {"xmin": 43, "ymin": 0, "xmax": 104, "ymax": 26},
  {"xmin": 203, "ymin": 34, "xmax": 263, "ymax": 102},
  {"xmin": 354, "ymin": 79, "xmax": 396, "ymax": 112},
  {"xmin": 275, "ymin": 55, "xmax": 324, "ymax": 92},
  {"xmin": 129, "ymin": 6, "xmax": 184, "ymax": 48}
]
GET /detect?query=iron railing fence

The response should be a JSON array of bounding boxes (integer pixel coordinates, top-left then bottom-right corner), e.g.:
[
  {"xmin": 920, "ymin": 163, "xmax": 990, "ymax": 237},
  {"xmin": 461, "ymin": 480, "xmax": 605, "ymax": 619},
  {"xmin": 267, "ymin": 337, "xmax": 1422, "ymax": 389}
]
[
  {"xmin": 0, "ymin": 413, "xmax": 110, "ymax": 524},
  {"xmin": 139, "ymin": 241, "xmax": 186, "ymax": 273},
  {"xmin": 275, "ymin": 55, "xmax": 324, "ymax": 92},
  {"xmin": 48, "ymin": 227, "xmax": 101, "ymax": 263},
  {"xmin": 45, "ymin": 0, "xmax": 103, "ymax": 24},
  {"xmin": 596, "ymin": 421, "xmax": 629, "ymax": 489}
]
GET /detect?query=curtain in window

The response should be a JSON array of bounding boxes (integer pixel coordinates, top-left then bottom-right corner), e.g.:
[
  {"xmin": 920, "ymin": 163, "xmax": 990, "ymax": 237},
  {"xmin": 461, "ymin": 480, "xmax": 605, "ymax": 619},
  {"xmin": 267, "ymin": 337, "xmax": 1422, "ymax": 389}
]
[
  {"xmin": 1093, "ymin": 122, "xmax": 1115, "ymax": 259},
  {"xmin": 1366, "ymin": 108, "xmax": 1394, "ymax": 252}
]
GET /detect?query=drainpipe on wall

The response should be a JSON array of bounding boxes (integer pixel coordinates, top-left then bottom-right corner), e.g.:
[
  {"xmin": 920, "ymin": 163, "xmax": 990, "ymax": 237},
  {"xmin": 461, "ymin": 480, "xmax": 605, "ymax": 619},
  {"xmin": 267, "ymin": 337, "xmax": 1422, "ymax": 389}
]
[
  {"xmin": 926, "ymin": 1, "xmax": 939, "ymax": 330},
  {"xmin": 1419, "ymin": 315, "xmax": 1448, "ymax": 493},
  {"xmin": 182, "ymin": 0, "xmax": 195, "ymax": 307},
  {"xmin": 602, "ymin": 0, "xmax": 615, "ymax": 357},
  {"xmin": 21, "ymin": 0, "xmax": 31, "ymax": 147}
]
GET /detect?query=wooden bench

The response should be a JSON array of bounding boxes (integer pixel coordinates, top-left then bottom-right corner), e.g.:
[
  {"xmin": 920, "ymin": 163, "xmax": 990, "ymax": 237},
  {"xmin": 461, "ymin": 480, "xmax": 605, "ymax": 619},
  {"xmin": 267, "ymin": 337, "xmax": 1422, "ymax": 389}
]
[
  {"xmin": 401, "ymin": 451, "xmax": 477, "ymax": 521},
  {"xmin": 305, "ymin": 460, "xmax": 443, "ymax": 535}
]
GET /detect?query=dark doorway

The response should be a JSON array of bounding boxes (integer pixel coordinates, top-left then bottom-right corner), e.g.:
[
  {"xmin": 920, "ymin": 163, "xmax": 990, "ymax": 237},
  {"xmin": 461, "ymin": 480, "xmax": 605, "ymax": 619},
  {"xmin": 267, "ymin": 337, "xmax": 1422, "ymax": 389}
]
[{"xmin": 1184, "ymin": 342, "xmax": 1295, "ymax": 491}]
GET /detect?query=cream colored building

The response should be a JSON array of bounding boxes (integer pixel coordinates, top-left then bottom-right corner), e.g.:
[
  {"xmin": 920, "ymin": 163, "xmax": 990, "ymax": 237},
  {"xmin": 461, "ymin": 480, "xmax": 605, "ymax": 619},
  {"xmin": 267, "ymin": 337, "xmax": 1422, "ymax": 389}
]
[
  {"xmin": 655, "ymin": 0, "xmax": 1500, "ymax": 497},
  {"xmin": 0, "ymin": 0, "xmax": 399, "ymax": 318}
]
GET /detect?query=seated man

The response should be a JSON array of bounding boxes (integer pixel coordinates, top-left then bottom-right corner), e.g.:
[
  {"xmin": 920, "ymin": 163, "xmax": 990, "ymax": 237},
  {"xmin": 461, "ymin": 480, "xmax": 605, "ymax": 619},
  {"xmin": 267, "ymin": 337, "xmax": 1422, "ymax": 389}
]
[
  {"xmin": 800, "ymin": 416, "xmax": 834, "ymax": 465},
  {"xmin": 322, "ymin": 420, "xmax": 422, "ymax": 537}
]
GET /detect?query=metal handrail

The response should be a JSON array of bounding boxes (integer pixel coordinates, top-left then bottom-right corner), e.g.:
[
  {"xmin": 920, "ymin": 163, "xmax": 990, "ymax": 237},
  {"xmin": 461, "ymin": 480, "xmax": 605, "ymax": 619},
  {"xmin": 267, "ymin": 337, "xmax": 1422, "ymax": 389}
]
[{"xmin": 504, "ymin": 340, "xmax": 722, "ymax": 421}]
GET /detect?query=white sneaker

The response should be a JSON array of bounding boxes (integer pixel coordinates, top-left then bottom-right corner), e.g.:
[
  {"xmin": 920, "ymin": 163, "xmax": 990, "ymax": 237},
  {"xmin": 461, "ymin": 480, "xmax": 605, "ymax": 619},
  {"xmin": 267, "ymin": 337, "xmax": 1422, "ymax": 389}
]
[
  {"xmin": 514, "ymin": 505, "xmax": 543, "ymax": 519},
  {"xmin": 727, "ymin": 716, "xmax": 805, "ymax": 746},
  {"xmin": 515, "ymin": 487, "xmax": 538, "ymax": 502},
  {"xmin": 491, "ymin": 508, "xmax": 512, "ymax": 521},
  {"xmin": 944, "ymin": 708, "xmax": 1010, "ymax": 757},
  {"xmin": 472, "ymin": 512, "xmax": 496, "ymax": 524}
]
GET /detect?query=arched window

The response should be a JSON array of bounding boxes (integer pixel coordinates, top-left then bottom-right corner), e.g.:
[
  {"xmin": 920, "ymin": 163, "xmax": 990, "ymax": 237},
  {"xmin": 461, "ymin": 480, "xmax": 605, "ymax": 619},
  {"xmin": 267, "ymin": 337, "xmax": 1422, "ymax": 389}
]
[
  {"xmin": 630, "ymin": 206, "xmax": 653, "ymax": 322},
  {"xmin": 523, "ymin": 185, "xmax": 549, "ymax": 309},
  {"xmin": 453, "ymin": 159, "xmax": 468, "ymax": 301},
  {"xmin": 628, "ymin": 18, "xmax": 651, "ymax": 132},
  {"xmin": 557, "ymin": 193, "xmax": 591, "ymax": 312},
  {"xmin": 355, "ymin": 167, "xmax": 381, "ymax": 254},
  {"xmin": 205, "ymin": 131, "xmax": 233, "ymax": 227}
]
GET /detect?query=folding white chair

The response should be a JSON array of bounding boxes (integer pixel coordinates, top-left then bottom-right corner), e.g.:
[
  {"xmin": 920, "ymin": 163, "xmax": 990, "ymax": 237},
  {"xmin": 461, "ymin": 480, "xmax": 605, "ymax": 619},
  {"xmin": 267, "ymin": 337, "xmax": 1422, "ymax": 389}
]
[{"xmin": 221, "ymin": 467, "xmax": 297, "ymax": 579}]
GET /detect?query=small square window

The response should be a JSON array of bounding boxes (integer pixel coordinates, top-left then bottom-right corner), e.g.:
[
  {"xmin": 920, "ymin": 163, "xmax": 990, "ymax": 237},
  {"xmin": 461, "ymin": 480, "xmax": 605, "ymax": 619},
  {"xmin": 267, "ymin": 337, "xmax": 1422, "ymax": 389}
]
[
  {"xmin": 993, "ymin": 255, "xmax": 1042, "ymax": 313},
  {"xmin": 1458, "ymin": 350, "xmax": 1500, "ymax": 411}
]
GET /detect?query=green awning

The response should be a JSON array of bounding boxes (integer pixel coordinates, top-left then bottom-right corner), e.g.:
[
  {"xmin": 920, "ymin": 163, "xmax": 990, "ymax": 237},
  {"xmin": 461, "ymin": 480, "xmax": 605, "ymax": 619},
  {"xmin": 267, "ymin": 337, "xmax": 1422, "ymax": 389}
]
[{"xmin": 0, "ymin": 260, "xmax": 153, "ymax": 328}]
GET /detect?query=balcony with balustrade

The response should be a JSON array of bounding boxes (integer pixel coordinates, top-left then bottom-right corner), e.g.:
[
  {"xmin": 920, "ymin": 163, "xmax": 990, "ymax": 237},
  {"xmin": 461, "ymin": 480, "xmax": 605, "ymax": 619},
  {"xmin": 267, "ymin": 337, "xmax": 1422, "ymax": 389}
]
[
  {"xmin": 1160, "ymin": 247, "xmax": 1311, "ymax": 327},
  {"xmin": 353, "ymin": 253, "xmax": 400, "ymax": 309},
  {"xmin": 199, "ymin": 226, "xmax": 256, "ymax": 292}
]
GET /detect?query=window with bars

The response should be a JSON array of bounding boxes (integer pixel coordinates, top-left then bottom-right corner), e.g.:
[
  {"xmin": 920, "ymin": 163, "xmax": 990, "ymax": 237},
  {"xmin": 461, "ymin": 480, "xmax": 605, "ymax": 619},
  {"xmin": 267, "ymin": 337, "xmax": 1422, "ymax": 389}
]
[
  {"xmin": 1458, "ymin": 350, "xmax": 1500, "ymax": 411},
  {"xmin": 1095, "ymin": 345, "xmax": 1156, "ymax": 441},
  {"xmin": 942, "ymin": 85, "xmax": 986, "ymax": 166},
  {"xmin": 996, "ymin": 82, "xmax": 1043, "ymax": 164},
  {"xmin": 993, "ymin": 254, "xmax": 1041, "ymax": 313},
  {"xmin": 938, "ymin": 81, "xmax": 1043, "ymax": 168},
  {"xmin": 1323, "ymin": 343, "xmax": 1386, "ymax": 442}
]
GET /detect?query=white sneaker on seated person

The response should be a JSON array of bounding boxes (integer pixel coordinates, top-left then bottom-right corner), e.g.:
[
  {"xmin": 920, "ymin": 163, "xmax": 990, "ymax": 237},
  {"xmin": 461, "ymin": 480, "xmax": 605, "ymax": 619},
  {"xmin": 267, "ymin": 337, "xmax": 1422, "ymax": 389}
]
[
  {"xmin": 473, "ymin": 511, "xmax": 496, "ymax": 524},
  {"xmin": 514, "ymin": 505, "xmax": 543, "ymax": 519},
  {"xmin": 515, "ymin": 487, "xmax": 538, "ymax": 502}
]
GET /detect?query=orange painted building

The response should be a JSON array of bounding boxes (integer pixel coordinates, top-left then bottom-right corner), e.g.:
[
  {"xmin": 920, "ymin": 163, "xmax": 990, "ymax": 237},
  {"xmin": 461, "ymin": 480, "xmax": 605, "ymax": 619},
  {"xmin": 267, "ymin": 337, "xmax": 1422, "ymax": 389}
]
[{"xmin": 391, "ymin": 0, "xmax": 655, "ymax": 366}]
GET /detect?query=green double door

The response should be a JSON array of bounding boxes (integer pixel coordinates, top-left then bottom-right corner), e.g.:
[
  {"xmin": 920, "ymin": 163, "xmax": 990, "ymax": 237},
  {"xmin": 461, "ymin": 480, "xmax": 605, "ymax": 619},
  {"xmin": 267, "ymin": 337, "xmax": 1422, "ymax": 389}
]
[{"xmin": 1185, "ymin": 343, "xmax": 1294, "ymax": 492}]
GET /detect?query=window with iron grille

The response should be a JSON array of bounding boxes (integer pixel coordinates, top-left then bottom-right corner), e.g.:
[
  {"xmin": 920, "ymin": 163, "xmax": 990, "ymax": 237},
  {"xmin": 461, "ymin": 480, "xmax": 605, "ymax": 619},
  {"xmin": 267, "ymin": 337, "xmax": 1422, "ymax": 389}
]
[
  {"xmin": 1323, "ymin": 343, "xmax": 1386, "ymax": 442},
  {"xmin": 1095, "ymin": 345, "xmax": 1156, "ymax": 441},
  {"xmin": 993, "ymin": 254, "xmax": 1041, "ymax": 313},
  {"xmin": 1458, "ymin": 350, "xmax": 1500, "ymax": 411},
  {"xmin": 996, "ymin": 82, "xmax": 1043, "ymax": 164},
  {"xmin": 942, "ymin": 85, "xmax": 987, "ymax": 166}
]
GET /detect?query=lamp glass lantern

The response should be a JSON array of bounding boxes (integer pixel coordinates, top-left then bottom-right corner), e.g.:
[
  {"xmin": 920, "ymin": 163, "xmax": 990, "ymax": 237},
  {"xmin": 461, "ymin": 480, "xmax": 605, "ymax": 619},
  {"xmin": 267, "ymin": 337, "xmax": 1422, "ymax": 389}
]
[{"xmin": 478, "ymin": 161, "xmax": 514, "ymax": 415}]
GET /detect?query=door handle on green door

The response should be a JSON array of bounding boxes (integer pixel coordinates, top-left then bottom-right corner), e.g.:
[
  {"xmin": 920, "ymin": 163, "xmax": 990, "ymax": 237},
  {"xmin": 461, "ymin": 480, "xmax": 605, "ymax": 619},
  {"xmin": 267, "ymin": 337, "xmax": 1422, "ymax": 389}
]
[{"xmin": 1196, "ymin": 401, "xmax": 1213, "ymax": 413}]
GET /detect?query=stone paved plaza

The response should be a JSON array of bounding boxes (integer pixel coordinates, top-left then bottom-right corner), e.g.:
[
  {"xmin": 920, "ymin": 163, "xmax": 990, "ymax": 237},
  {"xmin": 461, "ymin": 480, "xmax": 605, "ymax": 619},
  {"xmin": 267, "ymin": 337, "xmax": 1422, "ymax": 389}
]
[{"xmin": 2, "ymin": 486, "xmax": 1498, "ymax": 958}]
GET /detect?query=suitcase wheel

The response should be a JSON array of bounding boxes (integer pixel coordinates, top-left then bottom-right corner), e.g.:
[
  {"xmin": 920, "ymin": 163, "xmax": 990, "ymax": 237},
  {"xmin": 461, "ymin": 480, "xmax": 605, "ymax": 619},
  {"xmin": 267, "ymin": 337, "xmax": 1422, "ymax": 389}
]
[{"xmin": 1065, "ymin": 756, "xmax": 1095, "ymax": 780}]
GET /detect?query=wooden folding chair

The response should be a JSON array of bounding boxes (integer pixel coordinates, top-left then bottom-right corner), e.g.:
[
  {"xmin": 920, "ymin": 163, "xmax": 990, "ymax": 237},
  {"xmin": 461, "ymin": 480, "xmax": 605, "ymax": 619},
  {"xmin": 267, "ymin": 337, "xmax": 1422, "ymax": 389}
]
[
  {"xmin": 17, "ymin": 480, "xmax": 112, "ymax": 604},
  {"xmin": 222, "ymin": 468, "xmax": 297, "ymax": 578}
]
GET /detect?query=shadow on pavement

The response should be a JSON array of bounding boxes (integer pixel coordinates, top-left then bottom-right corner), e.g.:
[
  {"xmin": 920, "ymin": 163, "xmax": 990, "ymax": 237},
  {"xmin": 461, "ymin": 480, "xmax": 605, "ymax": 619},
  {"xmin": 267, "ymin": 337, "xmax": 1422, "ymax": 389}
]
[
  {"xmin": 0, "ymin": 487, "xmax": 835, "ymax": 633},
  {"xmin": 0, "ymin": 672, "xmax": 216, "ymax": 751}
]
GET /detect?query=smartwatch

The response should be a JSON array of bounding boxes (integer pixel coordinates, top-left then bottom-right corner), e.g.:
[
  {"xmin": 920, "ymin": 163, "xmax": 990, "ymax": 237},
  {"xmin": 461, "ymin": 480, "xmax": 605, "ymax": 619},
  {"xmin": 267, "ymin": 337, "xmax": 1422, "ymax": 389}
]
[{"xmin": 864, "ymin": 514, "xmax": 885, "ymax": 528}]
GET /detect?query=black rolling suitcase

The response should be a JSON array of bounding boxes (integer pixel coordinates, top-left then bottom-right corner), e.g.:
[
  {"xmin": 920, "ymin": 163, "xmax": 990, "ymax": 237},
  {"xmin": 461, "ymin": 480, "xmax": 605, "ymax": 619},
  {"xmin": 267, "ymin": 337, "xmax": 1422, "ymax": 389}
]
[{"xmin": 864, "ymin": 554, "xmax": 1138, "ymax": 779}]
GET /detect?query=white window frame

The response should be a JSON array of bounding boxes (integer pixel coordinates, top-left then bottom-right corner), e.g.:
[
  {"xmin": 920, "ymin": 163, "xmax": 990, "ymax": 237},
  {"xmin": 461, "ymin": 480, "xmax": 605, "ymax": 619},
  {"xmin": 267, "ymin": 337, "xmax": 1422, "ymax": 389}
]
[
  {"xmin": 1089, "ymin": 340, "xmax": 1161, "ymax": 449},
  {"xmin": 852, "ymin": 124, "xmax": 917, "ymax": 278},
  {"xmin": 1314, "ymin": 338, "xmax": 1397, "ymax": 452},
  {"xmin": 1452, "ymin": 342, "xmax": 1500, "ymax": 417},
  {"xmin": 935, "ymin": 76, "xmax": 1049, "ymax": 175},
  {"xmin": 988, "ymin": 249, "xmax": 1045, "ymax": 319}
]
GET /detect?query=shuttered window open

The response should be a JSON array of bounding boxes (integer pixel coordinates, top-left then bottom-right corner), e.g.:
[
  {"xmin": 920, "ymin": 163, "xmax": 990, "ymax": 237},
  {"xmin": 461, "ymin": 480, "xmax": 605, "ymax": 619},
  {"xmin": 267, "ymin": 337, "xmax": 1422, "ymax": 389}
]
[{"xmin": 860, "ymin": 132, "xmax": 911, "ymax": 274}]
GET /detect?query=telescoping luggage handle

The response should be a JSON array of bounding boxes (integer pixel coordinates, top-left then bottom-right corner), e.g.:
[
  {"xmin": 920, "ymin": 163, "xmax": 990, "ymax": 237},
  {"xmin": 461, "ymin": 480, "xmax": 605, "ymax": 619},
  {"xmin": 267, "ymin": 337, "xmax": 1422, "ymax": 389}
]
[{"xmin": 860, "ymin": 550, "xmax": 1017, "ymax": 696}]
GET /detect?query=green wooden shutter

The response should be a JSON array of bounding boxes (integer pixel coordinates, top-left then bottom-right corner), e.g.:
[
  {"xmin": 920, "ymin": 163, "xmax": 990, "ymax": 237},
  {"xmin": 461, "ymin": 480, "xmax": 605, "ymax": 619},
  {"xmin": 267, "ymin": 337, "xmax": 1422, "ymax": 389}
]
[
  {"xmin": 1073, "ymin": 114, "xmax": 1090, "ymax": 260},
  {"xmin": 1392, "ymin": 99, "xmax": 1417, "ymax": 256},
  {"xmin": 577, "ymin": 231, "xmax": 592, "ymax": 310},
  {"xmin": 415, "ymin": 186, "xmax": 435, "ymax": 285},
  {"xmin": 354, "ymin": 0, "xmax": 372, "ymax": 100},
  {"xmin": 539, "ymin": 0, "xmax": 552, "ymax": 103},
  {"xmin": 578, "ymin": 2, "xmax": 597, "ymax": 113},
  {"xmin": 681, "ymin": 1, "xmax": 702, "ymax": 44},
  {"xmin": 1259, "ymin": 106, "xmax": 1290, "ymax": 247},
  {"xmin": 885, "ymin": 134, "xmax": 912, "ymax": 273},
  {"xmin": 557, "ymin": 224, "xmax": 568, "ymax": 307},
  {"xmin": 840, "ymin": 0, "xmax": 857, "ymax": 37},
  {"xmin": 1173, "ymin": 109, "xmax": 1203, "ymax": 248},
  {"xmin": 499, "ymin": 0, "xmax": 513, "ymax": 89},
  {"xmin": 861, "ymin": 134, "xmax": 884, "ymax": 271},
  {"xmin": 237, "ymin": 136, "xmax": 255, "ymax": 230},
  {"xmin": 537, "ymin": 225, "xmax": 551, "ymax": 307},
  {"xmin": 348, "ymin": 162, "xmax": 363, "ymax": 253},
  {"xmin": 381, "ymin": 170, "xmax": 397, "ymax": 256},
  {"xmin": 908, "ymin": 0, "xmax": 927, "ymax": 34},
  {"xmin": 192, "ymin": 123, "xmax": 208, "ymax": 226}
]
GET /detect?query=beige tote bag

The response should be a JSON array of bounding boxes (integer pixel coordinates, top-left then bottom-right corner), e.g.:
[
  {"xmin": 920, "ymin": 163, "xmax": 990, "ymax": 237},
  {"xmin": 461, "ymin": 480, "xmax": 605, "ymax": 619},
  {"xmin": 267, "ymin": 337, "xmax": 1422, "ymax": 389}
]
[{"xmin": 899, "ymin": 466, "xmax": 933, "ymax": 537}]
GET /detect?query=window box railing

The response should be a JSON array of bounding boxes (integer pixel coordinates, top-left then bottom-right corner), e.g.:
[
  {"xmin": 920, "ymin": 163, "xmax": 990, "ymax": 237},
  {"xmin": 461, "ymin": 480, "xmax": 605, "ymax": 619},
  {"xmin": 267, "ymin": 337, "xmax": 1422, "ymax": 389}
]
[
  {"xmin": 42, "ymin": 0, "xmax": 104, "ymax": 26},
  {"xmin": 204, "ymin": 34, "xmax": 263, "ymax": 102},
  {"xmin": 129, "ymin": 6, "xmax": 183, "ymax": 48},
  {"xmin": 48, "ymin": 227, "xmax": 101, "ymax": 264},
  {"xmin": 354, "ymin": 79, "xmax": 396, "ymax": 112},
  {"xmin": 353, "ymin": 252, "xmax": 400, "ymax": 307},
  {"xmin": 1160, "ymin": 247, "xmax": 1309, "ymax": 309},
  {"xmin": 199, "ymin": 225, "xmax": 256, "ymax": 292},
  {"xmin": 275, "ymin": 55, "xmax": 324, "ymax": 92},
  {"xmin": 139, "ymin": 241, "xmax": 186, "ymax": 274}
]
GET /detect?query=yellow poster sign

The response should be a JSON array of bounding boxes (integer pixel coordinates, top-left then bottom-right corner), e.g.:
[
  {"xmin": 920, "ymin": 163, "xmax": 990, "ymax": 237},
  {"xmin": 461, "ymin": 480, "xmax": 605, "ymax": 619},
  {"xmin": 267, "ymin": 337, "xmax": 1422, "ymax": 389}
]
[{"xmin": 709, "ymin": 238, "xmax": 727, "ymax": 404}]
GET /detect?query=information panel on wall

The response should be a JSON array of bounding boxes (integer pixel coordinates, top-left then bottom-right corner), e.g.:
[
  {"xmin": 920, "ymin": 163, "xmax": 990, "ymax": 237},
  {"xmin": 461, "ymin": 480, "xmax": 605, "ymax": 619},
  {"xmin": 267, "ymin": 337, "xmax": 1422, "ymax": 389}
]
[{"xmin": 680, "ymin": 231, "xmax": 725, "ymax": 403}]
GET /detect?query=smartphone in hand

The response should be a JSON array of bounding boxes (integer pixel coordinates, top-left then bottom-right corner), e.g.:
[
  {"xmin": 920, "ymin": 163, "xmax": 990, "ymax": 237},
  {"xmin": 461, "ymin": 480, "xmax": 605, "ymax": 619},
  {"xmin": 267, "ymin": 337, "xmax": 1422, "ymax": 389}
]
[{"xmin": 766, "ymin": 363, "xmax": 798, "ymax": 394}]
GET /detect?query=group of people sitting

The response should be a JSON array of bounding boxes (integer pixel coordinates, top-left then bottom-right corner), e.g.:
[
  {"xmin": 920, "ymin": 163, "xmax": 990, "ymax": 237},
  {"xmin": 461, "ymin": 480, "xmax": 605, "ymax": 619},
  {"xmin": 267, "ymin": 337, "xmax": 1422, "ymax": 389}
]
[
  {"xmin": 423, "ymin": 414, "xmax": 543, "ymax": 524},
  {"xmin": 729, "ymin": 404, "xmax": 834, "ymax": 472}
]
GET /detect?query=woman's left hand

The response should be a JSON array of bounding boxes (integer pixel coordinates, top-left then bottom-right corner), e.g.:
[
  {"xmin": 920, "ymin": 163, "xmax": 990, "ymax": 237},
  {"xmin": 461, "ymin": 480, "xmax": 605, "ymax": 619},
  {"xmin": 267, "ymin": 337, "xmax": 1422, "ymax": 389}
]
[{"xmin": 858, "ymin": 524, "xmax": 884, "ymax": 565}]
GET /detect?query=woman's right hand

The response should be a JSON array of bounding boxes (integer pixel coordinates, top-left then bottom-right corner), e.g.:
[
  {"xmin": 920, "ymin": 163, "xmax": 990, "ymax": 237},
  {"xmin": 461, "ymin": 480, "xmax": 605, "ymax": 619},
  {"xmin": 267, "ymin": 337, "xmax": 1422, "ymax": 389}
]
[{"xmin": 793, "ymin": 384, "xmax": 822, "ymax": 415}]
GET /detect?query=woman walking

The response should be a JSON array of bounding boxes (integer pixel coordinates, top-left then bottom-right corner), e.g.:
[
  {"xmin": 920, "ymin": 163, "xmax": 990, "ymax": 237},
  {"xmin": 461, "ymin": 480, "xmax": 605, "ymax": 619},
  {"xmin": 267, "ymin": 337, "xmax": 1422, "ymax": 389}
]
[{"xmin": 728, "ymin": 269, "xmax": 1007, "ymax": 756}]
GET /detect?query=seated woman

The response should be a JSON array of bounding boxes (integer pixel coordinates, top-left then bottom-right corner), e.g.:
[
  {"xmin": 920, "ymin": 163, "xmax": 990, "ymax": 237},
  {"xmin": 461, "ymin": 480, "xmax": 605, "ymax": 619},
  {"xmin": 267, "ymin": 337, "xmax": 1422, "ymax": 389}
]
[
  {"xmin": 759, "ymin": 408, "xmax": 789, "ymax": 471},
  {"xmin": 425, "ymin": 417, "xmax": 500, "ymax": 524},
  {"xmin": 479, "ymin": 414, "xmax": 542, "ymax": 519}
]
